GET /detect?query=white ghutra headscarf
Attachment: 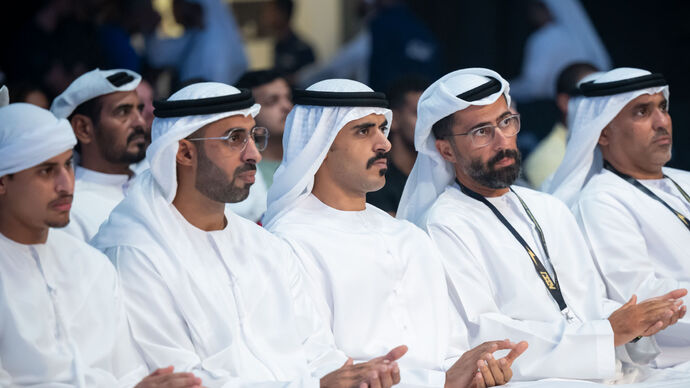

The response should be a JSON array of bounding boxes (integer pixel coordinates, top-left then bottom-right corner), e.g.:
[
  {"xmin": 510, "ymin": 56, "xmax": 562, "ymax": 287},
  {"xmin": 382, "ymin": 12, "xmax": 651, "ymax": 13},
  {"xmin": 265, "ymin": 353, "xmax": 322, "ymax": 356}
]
[
  {"xmin": 263, "ymin": 79, "xmax": 392, "ymax": 229},
  {"xmin": 396, "ymin": 68, "xmax": 511, "ymax": 227},
  {"xmin": 544, "ymin": 67, "xmax": 669, "ymax": 207}
]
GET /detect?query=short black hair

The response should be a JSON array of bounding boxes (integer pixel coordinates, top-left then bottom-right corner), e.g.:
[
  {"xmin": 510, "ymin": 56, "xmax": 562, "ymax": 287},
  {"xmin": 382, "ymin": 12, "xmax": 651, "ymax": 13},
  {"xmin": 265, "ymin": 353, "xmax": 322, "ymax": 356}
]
[
  {"xmin": 386, "ymin": 75, "xmax": 430, "ymax": 110},
  {"xmin": 431, "ymin": 113, "xmax": 455, "ymax": 140},
  {"xmin": 556, "ymin": 62, "xmax": 599, "ymax": 96},
  {"xmin": 235, "ymin": 69, "xmax": 284, "ymax": 90},
  {"xmin": 69, "ymin": 96, "xmax": 103, "ymax": 126},
  {"xmin": 273, "ymin": 0, "xmax": 294, "ymax": 20}
]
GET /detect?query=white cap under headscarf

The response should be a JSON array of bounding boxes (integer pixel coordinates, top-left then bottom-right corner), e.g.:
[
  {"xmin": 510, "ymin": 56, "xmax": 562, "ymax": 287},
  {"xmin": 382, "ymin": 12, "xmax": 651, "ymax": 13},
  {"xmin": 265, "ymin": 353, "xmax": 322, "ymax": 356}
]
[
  {"xmin": 0, "ymin": 85, "xmax": 8, "ymax": 107},
  {"xmin": 148, "ymin": 82, "xmax": 260, "ymax": 203},
  {"xmin": 545, "ymin": 67, "xmax": 669, "ymax": 207},
  {"xmin": 396, "ymin": 68, "xmax": 511, "ymax": 227},
  {"xmin": 262, "ymin": 79, "xmax": 392, "ymax": 229},
  {"xmin": 50, "ymin": 68, "xmax": 141, "ymax": 119},
  {"xmin": 0, "ymin": 103, "xmax": 77, "ymax": 177}
]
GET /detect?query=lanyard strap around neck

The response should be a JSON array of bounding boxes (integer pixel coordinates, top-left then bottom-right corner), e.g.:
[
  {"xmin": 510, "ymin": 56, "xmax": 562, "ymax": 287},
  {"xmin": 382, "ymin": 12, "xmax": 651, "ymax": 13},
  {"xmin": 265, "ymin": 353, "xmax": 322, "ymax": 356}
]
[
  {"xmin": 455, "ymin": 180, "xmax": 568, "ymax": 312},
  {"xmin": 603, "ymin": 161, "xmax": 690, "ymax": 232}
]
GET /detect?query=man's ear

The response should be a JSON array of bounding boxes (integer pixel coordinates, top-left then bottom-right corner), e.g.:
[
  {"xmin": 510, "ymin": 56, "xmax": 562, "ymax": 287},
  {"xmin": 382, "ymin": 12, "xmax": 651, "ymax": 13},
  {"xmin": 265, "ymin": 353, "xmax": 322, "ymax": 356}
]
[
  {"xmin": 70, "ymin": 114, "xmax": 95, "ymax": 145},
  {"xmin": 176, "ymin": 139, "xmax": 197, "ymax": 167},
  {"xmin": 598, "ymin": 126, "xmax": 610, "ymax": 147},
  {"xmin": 435, "ymin": 139, "xmax": 457, "ymax": 163}
]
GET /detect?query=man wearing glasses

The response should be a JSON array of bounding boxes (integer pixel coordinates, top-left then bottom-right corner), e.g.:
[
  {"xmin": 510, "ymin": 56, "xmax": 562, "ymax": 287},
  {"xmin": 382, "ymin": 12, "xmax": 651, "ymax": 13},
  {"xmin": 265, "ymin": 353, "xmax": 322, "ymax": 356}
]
[
  {"xmin": 397, "ymin": 69, "xmax": 687, "ymax": 383},
  {"xmin": 92, "ymin": 82, "xmax": 404, "ymax": 388}
]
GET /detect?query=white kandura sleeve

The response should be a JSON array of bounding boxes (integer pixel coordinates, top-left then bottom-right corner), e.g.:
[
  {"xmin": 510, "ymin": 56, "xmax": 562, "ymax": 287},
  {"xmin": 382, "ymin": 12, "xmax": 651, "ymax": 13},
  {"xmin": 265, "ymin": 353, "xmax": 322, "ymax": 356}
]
[
  {"xmin": 106, "ymin": 246, "xmax": 320, "ymax": 388},
  {"xmin": 427, "ymin": 222, "xmax": 616, "ymax": 381},
  {"xmin": 282, "ymin": 247, "xmax": 348, "ymax": 378}
]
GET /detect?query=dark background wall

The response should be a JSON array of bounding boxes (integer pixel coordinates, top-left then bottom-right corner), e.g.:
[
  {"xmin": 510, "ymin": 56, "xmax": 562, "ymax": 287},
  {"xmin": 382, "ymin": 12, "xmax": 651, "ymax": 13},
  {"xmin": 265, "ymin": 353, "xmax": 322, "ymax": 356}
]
[{"xmin": 407, "ymin": 0, "xmax": 690, "ymax": 170}]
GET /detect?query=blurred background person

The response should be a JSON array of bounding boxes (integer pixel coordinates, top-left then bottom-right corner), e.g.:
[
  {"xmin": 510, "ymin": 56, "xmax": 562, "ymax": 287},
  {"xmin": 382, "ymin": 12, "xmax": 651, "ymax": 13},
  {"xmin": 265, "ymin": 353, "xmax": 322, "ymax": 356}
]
[
  {"xmin": 523, "ymin": 62, "xmax": 598, "ymax": 188},
  {"xmin": 509, "ymin": 0, "xmax": 610, "ymax": 102},
  {"xmin": 366, "ymin": 75, "xmax": 428, "ymax": 215}
]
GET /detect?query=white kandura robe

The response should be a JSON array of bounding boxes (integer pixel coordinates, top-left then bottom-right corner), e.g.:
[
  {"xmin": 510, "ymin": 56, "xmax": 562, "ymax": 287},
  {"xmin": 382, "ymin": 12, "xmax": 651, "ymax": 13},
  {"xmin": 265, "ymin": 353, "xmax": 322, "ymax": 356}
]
[
  {"xmin": 425, "ymin": 183, "xmax": 665, "ymax": 383},
  {"xmin": 269, "ymin": 194, "xmax": 468, "ymax": 387},
  {"xmin": 93, "ymin": 172, "xmax": 346, "ymax": 388},
  {"xmin": 62, "ymin": 166, "xmax": 131, "ymax": 241},
  {"xmin": 0, "ymin": 229, "xmax": 146, "ymax": 387},
  {"xmin": 574, "ymin": 167, "xmax": 690, "ymax": 369}
]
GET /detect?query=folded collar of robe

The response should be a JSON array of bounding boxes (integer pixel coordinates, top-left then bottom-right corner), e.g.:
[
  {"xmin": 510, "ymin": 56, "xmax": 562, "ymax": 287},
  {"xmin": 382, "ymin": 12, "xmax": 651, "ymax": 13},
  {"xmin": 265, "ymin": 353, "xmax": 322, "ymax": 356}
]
[
  {"xmin": 0, "ymin": 85, "xmax": 8, "ymax": 107},
  {"xmin": 50, "ymin": 68, "xmax": 141, "ymax": 119},
  {"xmin": 147, "ymin": 82, "xmax": 260, "ymax": 203},
  {"xmin": 396, "ymin": 68, "xmax": 511, "ymax": 227},
  {"xmin": 544, "ymin": 67, "xmax": 669, "ymax": 207},
  {"xmin": 263, "ymin": 79, "xmax": 392, "ymax": 229},
  {"xmin": 0, "ymin": 103, "xmax": 77, "ymax": 176}
]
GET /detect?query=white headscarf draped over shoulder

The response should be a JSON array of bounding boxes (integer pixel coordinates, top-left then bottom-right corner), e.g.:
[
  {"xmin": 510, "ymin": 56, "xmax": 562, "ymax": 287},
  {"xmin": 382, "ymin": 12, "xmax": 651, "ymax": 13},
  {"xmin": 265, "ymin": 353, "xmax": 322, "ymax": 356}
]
[
  {"xmin": 263, "ymin": 79, "xmax": 392, "ymax": 229},
  {"xmin": 0, "ymin": 103, "xmax": 76, "ymax": 177},
  {"xmin": 147, "ymin": 82, "xmax": 260, "ymax": 203},
  {"xmin": 544, "ymin": 67, "xmax": 669, "ymax": 207},
  {"xmin": 396, "ymin": 68, "xmax": 511, "ymax": 227}
]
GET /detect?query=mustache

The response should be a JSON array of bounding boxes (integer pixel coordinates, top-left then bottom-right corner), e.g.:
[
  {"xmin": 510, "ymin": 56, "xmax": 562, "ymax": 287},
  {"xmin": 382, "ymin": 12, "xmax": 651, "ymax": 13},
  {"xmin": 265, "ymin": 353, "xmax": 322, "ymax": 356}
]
[
  {"xmin": 652, "ymin": 128, "xmax": 671, "ymax": 141},
  {"xmin": 233, "ymin": 163, "xmax": 257, "ymax": 177},
  {"xmin": 366, "ymin": 152, "xmax": 391, "ymax": 169},
  {"xmin": 127, "ymin": 127, "xmax": 147, "ymax": 143},
  {"xmin": 487, "ymin": 149, "xmax": 520, "ymax": 169},
  {"xmin": 48, "ymin": 193, "xmax": 73, "ymax": 206}
]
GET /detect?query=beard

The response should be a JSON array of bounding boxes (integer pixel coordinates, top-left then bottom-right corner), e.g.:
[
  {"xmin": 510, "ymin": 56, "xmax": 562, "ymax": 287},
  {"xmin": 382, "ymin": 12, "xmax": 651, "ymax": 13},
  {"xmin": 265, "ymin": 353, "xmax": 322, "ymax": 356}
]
[
  {"xmin": 464, "ymin": 148, "xmax": 522, "ymax": 189},
  {"xmin": 195, "ymin": 146, "xmax": 255, "ymax": 203},
  {"xmin": 96, "ymin": 126, "xmax": 149, "ymax": 165},
  {"xmin": 366, "ymin": 151, "xmax": 391, "ymax": 177}
]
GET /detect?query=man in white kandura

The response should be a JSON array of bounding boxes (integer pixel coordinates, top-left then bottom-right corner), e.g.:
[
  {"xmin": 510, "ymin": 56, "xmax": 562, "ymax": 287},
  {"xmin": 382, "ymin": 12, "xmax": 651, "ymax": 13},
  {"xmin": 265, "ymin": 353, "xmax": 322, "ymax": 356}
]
[
  {"xmin": 91, "ymin": 82, "xmax": 405, "ymax": 388},
  {"xmin": 397, "ymin": 68, "xmax": 688, "ymax": 384},
  {"xmin": 546, "ymin": 67, "xmax": 690, "ymax": 369},
  {"xmin": 51, "ymin": 68, "xmax": 149, "ymax": 241},
  {"xmin": 265, "ymin": 79, "xmax": 528, "ymax": 388},
  {"xmin": 0, "ymin": 103, "xmax": 202, "ymax": 387}
]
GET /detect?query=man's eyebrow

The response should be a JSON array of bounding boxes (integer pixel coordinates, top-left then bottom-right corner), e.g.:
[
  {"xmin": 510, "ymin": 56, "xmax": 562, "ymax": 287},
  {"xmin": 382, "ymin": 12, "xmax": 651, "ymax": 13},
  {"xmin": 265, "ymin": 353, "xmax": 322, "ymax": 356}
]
[
  {"xmin": 114, "ymin": 103, "xmax": 134, "ymax": 112},
  {"xmin": 466, "ymin": 111, "xmax": 513, "ymax": 131},
  {"xmin": 631, "ymin": 102, "xmax": 652, "ymax": 111},
  {"xmin": 380, "ymin": 119, "xmax": 389, "ymax": 128},
  {"xmin": 223, "ymin": 127, "xmax": 248, "ymax": 136},
  {"xmin": 352, "ymin": 122, "xmax": 376, "ymax": 130},
  {"xmin": 34, "ymin": 161, "xmax": 59, "ymax": 169}
]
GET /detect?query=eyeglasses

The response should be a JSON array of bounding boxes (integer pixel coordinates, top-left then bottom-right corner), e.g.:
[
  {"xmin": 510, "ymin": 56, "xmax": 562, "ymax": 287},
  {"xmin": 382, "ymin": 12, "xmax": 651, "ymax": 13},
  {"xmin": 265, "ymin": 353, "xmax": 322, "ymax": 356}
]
[
  {"xmin": 446, "ymin": 113, "xmax": 521, "ymax": 148},
  {"xmin": 187, "ymin": 126, "xmax": 270, "ymax": 152}
]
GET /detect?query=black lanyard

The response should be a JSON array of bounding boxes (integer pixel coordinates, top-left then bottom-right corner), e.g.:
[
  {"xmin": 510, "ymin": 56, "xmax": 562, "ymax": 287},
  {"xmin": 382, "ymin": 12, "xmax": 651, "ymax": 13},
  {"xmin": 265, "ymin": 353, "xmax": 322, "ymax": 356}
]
[
  {"xmin": 603, "ymin": 161, "xmax": 690, "ymax": 232},
  {"xmin": 456, "ymin": 180, "xmax": 568, "ymax": 312}
]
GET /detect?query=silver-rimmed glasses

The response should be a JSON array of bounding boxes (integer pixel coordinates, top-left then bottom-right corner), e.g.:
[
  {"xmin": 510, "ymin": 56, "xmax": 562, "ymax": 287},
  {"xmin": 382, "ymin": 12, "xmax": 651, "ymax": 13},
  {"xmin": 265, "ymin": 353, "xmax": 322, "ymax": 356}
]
[
  {"xmin": 446, "ymin": 113, "xmax": 520, "ymax": 148},
  {"xmin": 188, "ymin": 126, "xmax": 270, "ymax": 152}
]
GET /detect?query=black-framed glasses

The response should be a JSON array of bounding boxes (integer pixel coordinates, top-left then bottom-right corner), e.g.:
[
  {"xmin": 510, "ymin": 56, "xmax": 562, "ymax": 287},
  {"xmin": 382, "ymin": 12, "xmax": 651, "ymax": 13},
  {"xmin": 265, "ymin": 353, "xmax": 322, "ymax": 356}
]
[
  {"xmin": 188, "ymin": 126, "xmax": 270, "ymax": 152},
  {"xmin": 446, "ymin": 113, "xmax": 521, "ymax": 148}
]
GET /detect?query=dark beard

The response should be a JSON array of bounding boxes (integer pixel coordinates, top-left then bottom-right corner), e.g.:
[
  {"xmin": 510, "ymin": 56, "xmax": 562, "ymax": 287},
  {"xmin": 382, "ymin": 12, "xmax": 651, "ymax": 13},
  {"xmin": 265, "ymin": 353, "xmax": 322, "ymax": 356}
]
[
  {"xmin": 366, "ymin": 151, "xmax": 391, "ymax": 177},
  {"xmin": 97, "ymin": 126, "xmax": 148, "ymax": 164},
  {"xmin": 195, "ymin": 146, "xmax": 255, "ymax": 203},
  {"xmin": 465, "ymin": 149, "xmax": 522, "ymax": 189}
]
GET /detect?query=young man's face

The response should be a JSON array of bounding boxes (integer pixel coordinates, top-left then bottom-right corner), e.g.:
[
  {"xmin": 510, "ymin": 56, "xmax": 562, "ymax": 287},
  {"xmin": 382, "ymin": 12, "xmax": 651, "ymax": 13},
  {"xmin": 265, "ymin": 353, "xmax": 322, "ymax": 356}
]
[
  {"xmin": 440, "ymin": 97, "xmax": 521, "ymax": 189},
  {"xmin": 599, "ymin": 92, "xmax": 672, "ymax": 171},
  {"xmin": 95, "ymin": 90, "xmax": 149, "ymax": 165},
  {"xmin": 253, "ymin": 78, "xmax": 293, "ymax": 137},
  {"xmin": 193, "ymin": 114, "xmax": 263, "ymax": 203},
  {"xmin": 0, "ymin": 150, "xmax": 75, "ymax": 230},
  {"xmin": 317, "ymin": 113, "xmax": 391, "ymax": 196}
]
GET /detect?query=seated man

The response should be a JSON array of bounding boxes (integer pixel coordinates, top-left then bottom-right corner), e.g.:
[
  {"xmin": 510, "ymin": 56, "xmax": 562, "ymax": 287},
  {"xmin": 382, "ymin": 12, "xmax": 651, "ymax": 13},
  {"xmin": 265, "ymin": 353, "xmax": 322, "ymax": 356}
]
[
  {"xmin": 397, "ymin": 68, "xmax": 687, "ymax": 383},
  {"xmin": 265, "ymin": 79, "xmax": 527, "ymax": 388},
  {"xmin": 0, "ymin": 103, "xmax": 200, "ymax": 387},
  {"xmin": 51, "ymin": 68, "xmax": 149, "ymax": 241},
  {"xmin": 548, "ymin": 67, "xmax": 690, "ymax": 368},
  {"xmin": 92, "ymin": 82, "xmax": 403, "ymax": 387}
]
